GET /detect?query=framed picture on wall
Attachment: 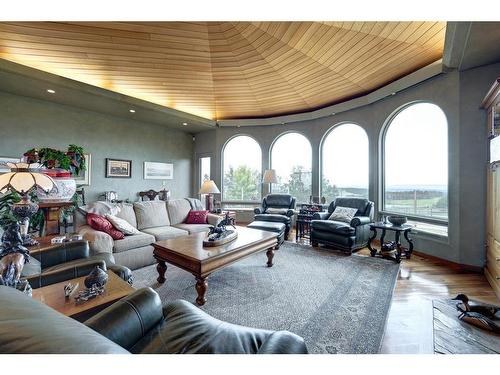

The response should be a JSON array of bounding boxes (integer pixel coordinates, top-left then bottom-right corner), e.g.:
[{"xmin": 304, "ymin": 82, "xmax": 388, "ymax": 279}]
[
  {"xmin": 106, "ymin": 158, "xmax": 132, "ymax": 178},
  {"xmin": 0, "ymin": 157, "xmax": 21, "ymax": 173},
  {"xmin": 144, "ymin": 162, "xmax": 173, "ymax": 180},
  {"xmin": 74, "ymin": 153, "xmax": 92, "ymax": 186}
]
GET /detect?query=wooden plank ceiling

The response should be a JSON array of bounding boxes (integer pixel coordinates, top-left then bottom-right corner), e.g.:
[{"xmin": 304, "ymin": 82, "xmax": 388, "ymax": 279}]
[{"xmin": 0, "ymin": 22, "xmax": 446, "ymax": 120}]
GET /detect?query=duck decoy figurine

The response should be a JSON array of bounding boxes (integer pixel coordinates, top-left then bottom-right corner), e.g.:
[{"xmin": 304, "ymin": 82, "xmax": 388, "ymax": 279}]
[{"xmin": 451, "ymin": 294, "xmax": 500, "ymax": 334}]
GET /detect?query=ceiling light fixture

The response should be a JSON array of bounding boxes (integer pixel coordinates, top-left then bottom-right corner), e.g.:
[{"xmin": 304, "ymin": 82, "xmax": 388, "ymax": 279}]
[
  {"xmin": 391, "ymin": 92, "xmax": 396, "ymax": 96},
  {"xmin": 46, "ymin": 89, "xmax": 55, "ymax": 94},
  {"xmin": 129, "ymin": 109, "xmax": 136, "ymax": 113},
  {"xmin": 331, "ymin": 112, "xmax": 336, "ymax": 115},
  {"xmin": 182, "ymin": 122, "xmax": 188, "ymax": 126}
]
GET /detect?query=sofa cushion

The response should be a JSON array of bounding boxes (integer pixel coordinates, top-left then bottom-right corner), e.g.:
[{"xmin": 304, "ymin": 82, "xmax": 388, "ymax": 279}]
[
  {"xmin": 310, "ymin": 220, "xmax": 355, "ymax": 235},
  {"xmin": 141, "ymin": 226, "xmax": 188, "ymax": 241},
  {"xmin": 113, "ymin": 233, "xmax": 156, "ymax": 253},
  {"xmin": 166, "ymin": 199, "xmax": 192, "ymax": 225},
  {"xmin": 87, "ymin": 213, "xmax": 125, "ymax": 240},
  {"xmin": 116, "ymin": 203, "xmax": 138, "ymax": 228},
  {"xmin": 134, "ymin": 201, "xmax": 170, "ymax": 230},
  {"xmin": 172, "ymin": 223, "xmax": 212, "ymax": 234},
  {"xmin": 265, "ymin": 208, "xmax": 288, "ymax": 215}
]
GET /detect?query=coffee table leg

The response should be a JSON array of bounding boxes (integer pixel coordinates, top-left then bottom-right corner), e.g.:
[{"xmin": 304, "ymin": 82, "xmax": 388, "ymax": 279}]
[
  {"xmin": 195, "ymin": 276, "xmax": 208, "ymax": 306},
  {"xmin": 156, "ymin": 260, "xmax": 167, "ymax": 283},
  {"xmin": 266, "ymin": 248, "xmax": 274, "ymax": 267}
]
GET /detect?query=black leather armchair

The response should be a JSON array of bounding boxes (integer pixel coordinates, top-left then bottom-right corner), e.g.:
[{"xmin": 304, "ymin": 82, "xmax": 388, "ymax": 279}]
[
  {"xmin": 254, "ymin": 194, "xmax": 296, "ymax": 240},
  {"xmin": 21, "ymin": 240, "xmax": 133, "ymax": 287},
  {"xmin": 0, "ymin": 286, "xmax": 308, "ymax": 354},
  {"xmin": 310, "ymin": 198, "xmax": 374, "ymax": 254}
]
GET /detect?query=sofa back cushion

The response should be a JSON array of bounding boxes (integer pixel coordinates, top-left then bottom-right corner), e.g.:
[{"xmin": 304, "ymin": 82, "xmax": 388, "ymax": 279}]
[
  {"xmin": 134, "ymin": 201, "xmax": 170, "ymax": 230},
  {"xmin": 264, "ymin": 194, "xmax": 294, "ymax": 209},
  {"xmin": 116, "ymin": 203, "xmax": 138, "ymax": 228},
  {"xmin": 167, "ymin": 199, "xmax": 192, "ymax": 225}
]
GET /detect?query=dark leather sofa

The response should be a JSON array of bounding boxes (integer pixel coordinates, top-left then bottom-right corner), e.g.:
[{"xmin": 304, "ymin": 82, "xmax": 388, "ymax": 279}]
[
  {"xmin": 310, "ymin": 198, "xmax": 374, "ymax": 254},
  {"xmin": 254, "ymin": 194, "xmax": 296, "ymax": 239},
  {"xmin": 21, "ymin": 240, "xmax": 133, "ymax": 288},
  {"xmin": 0, "ymin": 286, "xmax": 308, "ymax": 354}
]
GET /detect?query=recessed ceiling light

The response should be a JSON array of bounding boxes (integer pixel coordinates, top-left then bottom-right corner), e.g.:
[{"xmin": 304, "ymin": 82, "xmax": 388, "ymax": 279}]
[
  {"xmin": 46, "ymin": 89, "xmax": 55, "ymax": 94},
  {"xmin": 391, "ymin": 92, "xmax": 396, "ymax": 96},
  {"xmin": 331, "ymin": 112, "xmax": 336, "ymax": 115},
  {"xmin": 129, "ymin": 109, "xmax": 136, "ymax": 113},
  {"xmin": 182, "ymin": 122, "xmax": 188, "ymax": 126}
]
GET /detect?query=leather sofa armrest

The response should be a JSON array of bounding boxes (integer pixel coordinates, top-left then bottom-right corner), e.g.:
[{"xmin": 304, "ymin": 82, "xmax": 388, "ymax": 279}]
[
  {"xmin": 286, "ymin": 209, "xmax": 295, "ymax": 217},
  {"xmin": 78, "ymin": 225, "xmax": 114, "ymax": 255},
  {"xmin": 108, "ymin": 265, "xmax": 133, "ymax": 285},
  {"xmin": 254, "ymin": 207, "xmax": 264, "ymax": 214},
  {"xmin": 31, "ymin": 241, "xmax": 90, "ymax": 269},
  {"xmin": 312, "ymin": 212, "xmax": 330, "ymax": 220},
  {"xmin": 350, "ymin": 216, "xmax": 371, "ymax": 227},
  {"xmin": 207, "ymin": 213, "xmax": 222, "ymax": 226},
  {"xmin": 257, "ymin": 331, "xmax": 308, "ymax": 354},
  {"xmin": 84, "ymin": 287, "xmax": 164, "ymax": 351},
  {"xmin": 27, "ymin": 259, "xmax": 106, "ymax": 289}
]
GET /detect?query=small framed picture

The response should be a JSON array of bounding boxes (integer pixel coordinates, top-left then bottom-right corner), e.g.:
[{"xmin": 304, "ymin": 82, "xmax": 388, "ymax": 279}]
[
  {"xmin": 75, "ymin": 153, "xmax": 92, "ymax": 186},
  {"xmin": 144, "ymin": 162, "xmax": 173, "ymax": 180},
  {"xmin": 106, "ymin": 158, "xmax": 132, "ymax": 178},
  {"xmin": 0, "ymin": 157, "xmax": 20, "ymax": 173}
]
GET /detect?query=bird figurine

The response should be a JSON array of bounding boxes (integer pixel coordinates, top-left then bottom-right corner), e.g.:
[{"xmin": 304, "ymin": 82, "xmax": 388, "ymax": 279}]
[
  {"xmin": 452, "ymin": 294, "xmax": 500, "ymax": 319},
  {"xmin": 451, "ymin": 294, "xmax": 500, "ymax": 334}
]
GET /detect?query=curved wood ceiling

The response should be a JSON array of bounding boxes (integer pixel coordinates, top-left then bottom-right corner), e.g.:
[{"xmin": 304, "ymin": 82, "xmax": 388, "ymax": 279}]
[{"xmin": 0, "ymin": 22, "xmax": 446, "ymax": 120}]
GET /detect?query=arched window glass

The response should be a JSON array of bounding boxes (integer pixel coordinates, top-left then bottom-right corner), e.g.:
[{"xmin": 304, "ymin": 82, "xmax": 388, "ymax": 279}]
[
  {"xmin": 270, "ymin": 132, "xmax": 312, "ymax": 203},
  {"xmin": 383, "ymin": 103, "xmax": 448, "ymax": 220},
  {"xmin": 222, "ymin": 135, "xmax": 262, "ymax": 201},
  {"xmin": 321, "ymin": 124, "xmax": 369, "ymax": 201}
]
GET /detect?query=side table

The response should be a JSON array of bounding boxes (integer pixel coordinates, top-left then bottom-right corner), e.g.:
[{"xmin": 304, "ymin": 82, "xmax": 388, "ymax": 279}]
[
  {"xmin": 367, "ymin": 222, "xmax": 414, "ymax": 263},
  {"xmin": 295, "ymin": 213, "xmax": 314, "ymax": 242}
]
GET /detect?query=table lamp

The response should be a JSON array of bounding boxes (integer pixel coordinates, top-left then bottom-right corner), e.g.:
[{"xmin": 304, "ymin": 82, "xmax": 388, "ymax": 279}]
[
  {"xmin": 0, "ymin": 162, "xmax": 56, "ymax": 246},
  {"xmin": 262, "ymin": 169, "xmax": 277, "ymax": 194},
  {"xmin": 199, "ymin": 180, "xmax": 220, "ymax": 212}
]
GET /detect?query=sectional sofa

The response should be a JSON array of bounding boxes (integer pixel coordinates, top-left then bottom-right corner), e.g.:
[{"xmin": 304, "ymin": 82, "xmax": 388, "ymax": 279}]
[{"xmin": 75, "ymin": 198, "xmax": 220, "ymax": 270}]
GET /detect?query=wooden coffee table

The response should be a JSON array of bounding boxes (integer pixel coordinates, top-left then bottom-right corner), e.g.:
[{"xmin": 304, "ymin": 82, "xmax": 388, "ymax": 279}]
[
  {"xmin": 32, "ymin": 271, "xmax": 135, "ymax": 322},
  {"xmin": 152, "ymin": 227, "xmax": 279, "ymax": 305}
]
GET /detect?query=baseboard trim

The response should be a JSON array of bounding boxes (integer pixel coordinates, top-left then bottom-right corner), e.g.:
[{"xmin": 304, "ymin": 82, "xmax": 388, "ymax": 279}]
[{"xmin": 412, "ymin": 250, "xmax": 483, "ymax": 273}]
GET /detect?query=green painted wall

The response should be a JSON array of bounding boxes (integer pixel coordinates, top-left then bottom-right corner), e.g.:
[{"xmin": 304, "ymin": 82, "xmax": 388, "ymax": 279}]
[{"xmin": 0, "ymin": 91, "xmax": 194, "ymax": 202}]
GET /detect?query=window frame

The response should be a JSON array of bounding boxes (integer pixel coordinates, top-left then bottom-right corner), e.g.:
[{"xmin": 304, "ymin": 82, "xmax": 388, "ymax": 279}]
[
  {"xmin": 319, "ymin": 122, "xmax": 370, "ymax": 202},
  {"xmin": 269, "ymin": 131, "xmax": 313, "ymax": 203},
  {"xmin": 379, "ymin": 101, "xmax": 449, "ymax": 228},
  {"xmin": 221, "ymin": 134, "xmax": 263, "ymax": 204}
]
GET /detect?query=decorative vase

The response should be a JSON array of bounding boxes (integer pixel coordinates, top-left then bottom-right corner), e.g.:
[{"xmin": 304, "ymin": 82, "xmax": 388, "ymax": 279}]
[
  {"xmin": 36, "ymin": 169, "xmax": 76, "ymax": 202},
  {"xmin": 84, "ymin": 266, "xmax": 108, "ymax": 288}
]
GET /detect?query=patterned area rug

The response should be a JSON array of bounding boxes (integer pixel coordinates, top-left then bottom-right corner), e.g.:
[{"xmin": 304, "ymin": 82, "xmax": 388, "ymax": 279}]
[{"xmin": 133, "ymin": 242, "xmax": 400, "ymax": 353}]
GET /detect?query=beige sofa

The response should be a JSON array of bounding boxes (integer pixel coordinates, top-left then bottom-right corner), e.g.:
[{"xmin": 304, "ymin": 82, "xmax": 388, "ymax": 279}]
[{"xmin": 75, "ymin": 199, "xmax": 220, "ymax": 270}]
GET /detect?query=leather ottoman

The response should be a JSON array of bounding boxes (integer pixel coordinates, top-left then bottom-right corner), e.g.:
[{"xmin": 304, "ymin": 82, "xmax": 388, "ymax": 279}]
[{"xmin": 247, "ymin": 221, "xmax": 285, "ymax": 247}]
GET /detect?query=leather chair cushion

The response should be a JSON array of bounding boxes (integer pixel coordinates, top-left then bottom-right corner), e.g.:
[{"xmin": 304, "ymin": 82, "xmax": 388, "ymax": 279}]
[
  {"xmin": 42, "ymin": 253, "xmax": 114, "ymax": 273},
  {"xmin": 333, "ymin": 198, "xmax": 370, "ymax": 216},
  {"xmin": 141, "ymin": 226, "xmax": 188, "ymax": 242},
  {"xmin": 247, "ymin": 221, "xmax": 286, "ymax": 234},
  {"xmin": 254, "ymin": 214, "xmax": 291, "ymax": 224},
  {"xmin": 130, "ymin": 299, "xmax": 273, "ymax": 354},
  {"xmin": 0, "ymin": 286, "xmax": 128, "ymax": 354},
  {"xmin": 172, "ymin": 223, "xmax": 212, "ymax": 234},
  {"xmin": 265, "ymin": 194, "xmax": 293, "ymax": 207},
  {"xmin": 113, "ymin": 233, "xmax": 156, "ymax": 253},
  {"xmin": 310, "ymin": 220, "xmax": 355, "ymax": 235},
  {"xmin": 311, "ymin": 231, "xmax": 354, "ymax": 247}
]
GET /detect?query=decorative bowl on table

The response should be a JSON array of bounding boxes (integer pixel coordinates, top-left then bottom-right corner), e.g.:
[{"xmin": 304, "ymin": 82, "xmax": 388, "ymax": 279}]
[{"xmin": 387, "ymin": 215, "xmax": 407, "ymax": 226}]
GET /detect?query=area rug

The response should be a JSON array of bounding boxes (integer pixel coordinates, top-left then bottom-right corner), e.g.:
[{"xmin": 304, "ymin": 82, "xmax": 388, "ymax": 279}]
[
  {"xmin": 133, "ymin": 242, "xmax": 400, "ymax": 353},
  {"xmin": 433, "ymin": 299, "xmax": 500, "ymax": 354}
]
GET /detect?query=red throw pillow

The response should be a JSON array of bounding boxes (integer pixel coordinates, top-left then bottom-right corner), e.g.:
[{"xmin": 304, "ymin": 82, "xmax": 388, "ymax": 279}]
[
  {"xmin": 185, "ymin": 210, "xmax": 209, "ymax": 224},
  {"xmin": 87, "ymin": 213, "xmax": 125, "ymax": 240}
]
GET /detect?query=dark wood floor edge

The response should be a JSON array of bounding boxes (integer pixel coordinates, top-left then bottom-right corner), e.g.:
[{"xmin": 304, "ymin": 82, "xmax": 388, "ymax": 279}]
[{"xmin": 412, "ymin": 250, "xmax": 483, "ymax": 273}]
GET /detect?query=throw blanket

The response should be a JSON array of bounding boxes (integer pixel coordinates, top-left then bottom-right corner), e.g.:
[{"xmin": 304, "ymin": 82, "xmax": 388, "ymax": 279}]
[{"xmin": 185, "ymin": 198, "xmax": 204, "ymax": 211}]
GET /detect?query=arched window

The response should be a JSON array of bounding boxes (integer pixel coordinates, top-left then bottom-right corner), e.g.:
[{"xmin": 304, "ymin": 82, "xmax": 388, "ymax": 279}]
[
  {"xmin": 321, "ymin": 123, "xmax": 369, "ymax": 201},
  {"xmin": 222, "ymin": 135, "xmax": 262, "ymax": 202},
  {"xmin": 270, "ymin": 132, "xmax": 312, "ymax": 203},
  {"xmin": 383, "ymin": 102, "xmax": 448, "ymax": 221}
]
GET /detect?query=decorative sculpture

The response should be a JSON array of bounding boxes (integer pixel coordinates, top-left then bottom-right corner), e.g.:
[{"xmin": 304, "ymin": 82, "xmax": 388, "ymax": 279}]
[
  {"xmin": 74, "ymin": 284, "xmax": 105, "ymax": 304},
  {"xmin": 84, "ymin": 266, "xmax": 108, "ymax": 288},
  {"xmin": 203, "ymin": 212, "xmax": 237, "ymax": 247},
  {"xmin": 452, "ymin": 294, "xmax": 500, "ymax": 334},
  {"xmin": 0, "ymin": 222, "xmax": 32, "ymax": 295}
]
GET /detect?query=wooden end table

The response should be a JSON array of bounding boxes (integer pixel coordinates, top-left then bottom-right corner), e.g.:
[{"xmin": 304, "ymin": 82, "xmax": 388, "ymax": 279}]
[
  {"xmin": 31, "ymin": 271, "xmax": 135, "ymax": 322},
  {"xmin": 367, "ymin": 222, "xmax": 414, "ymax": 263},
  {"xmin": 152, "ymin": 227, "xmax": 278, "ymax": 306},
  {"xmin": 295, "ymin": 213, "xmax": 314, "ymax": 242}
]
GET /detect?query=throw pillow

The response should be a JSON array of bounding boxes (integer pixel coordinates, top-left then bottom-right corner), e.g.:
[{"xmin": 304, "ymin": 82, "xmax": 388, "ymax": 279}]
[
  {"xmin": 185, "ymin": 210, "xmax": 209, "ymax": 224},
  {"xmin": 80, "ymin": 201, "xmax": 121, "ymax": 216},
  {"xmin": 87, "ymin": 213, "xmax": 125, "ymax": 240},
  {"xmin": 328, "ymin": 206, "xmax": 358, "ymax": 224},
  {"xmin": 266, "ymin": 207, "xmax": 289, "ymax": 215},
  {"xmin": 106, "ymin": 214, "xmax": 141, "ymax": 235}
]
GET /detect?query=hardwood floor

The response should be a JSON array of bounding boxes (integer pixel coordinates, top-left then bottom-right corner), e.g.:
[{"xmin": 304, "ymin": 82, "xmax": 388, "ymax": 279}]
[{"xmin": 288, "ymin": 231, "xmax": 499, "ymax": 354}]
